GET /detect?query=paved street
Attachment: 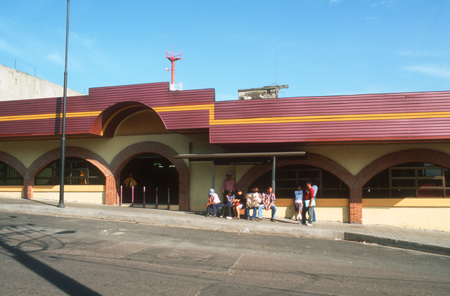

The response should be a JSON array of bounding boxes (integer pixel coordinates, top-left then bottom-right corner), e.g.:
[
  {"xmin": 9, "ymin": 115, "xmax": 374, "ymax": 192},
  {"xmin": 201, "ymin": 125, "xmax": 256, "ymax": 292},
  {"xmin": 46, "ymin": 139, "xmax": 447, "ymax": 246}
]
[{"xmin": 0, "ymin": 211, "xmax": 449, "ymax": 295}]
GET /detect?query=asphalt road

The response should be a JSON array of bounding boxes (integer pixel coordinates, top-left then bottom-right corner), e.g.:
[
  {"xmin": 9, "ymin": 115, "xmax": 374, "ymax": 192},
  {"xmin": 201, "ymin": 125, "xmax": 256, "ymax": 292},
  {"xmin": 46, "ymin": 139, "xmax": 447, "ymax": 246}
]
[{"xmin": 0, "ymin": 212, "xmax": 449, "ymax": 296}]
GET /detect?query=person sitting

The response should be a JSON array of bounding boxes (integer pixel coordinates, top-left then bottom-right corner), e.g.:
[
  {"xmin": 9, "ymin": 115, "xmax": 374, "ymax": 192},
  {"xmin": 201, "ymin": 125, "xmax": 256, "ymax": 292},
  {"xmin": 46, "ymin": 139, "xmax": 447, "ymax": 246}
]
[
  {"xmin": 205, "ymin": 189, "xmax": 221, "ymax": 217},
  {"xmin": 220, "ymin": 190, "xmax": 235, "ymax": 219},
  {"xmin": 246, "ymin": 187, "xmax": 261, "ymax": 220},
  {"xmin": 232, "ymin": 189, "xmax": 246, "ymax": 219},
  {"xmin": 257, "ymin": 186, "xmax": 277, "ymax": 222}
]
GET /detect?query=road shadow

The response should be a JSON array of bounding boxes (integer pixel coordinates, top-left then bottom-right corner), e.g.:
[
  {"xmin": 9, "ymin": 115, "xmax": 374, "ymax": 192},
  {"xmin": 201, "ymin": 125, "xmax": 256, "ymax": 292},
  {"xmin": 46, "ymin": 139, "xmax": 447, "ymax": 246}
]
[
  {"xmin": 0, "ymin": 218, "xmax": 100, "ymax": 296},
  {"xmin": 26, "ymin": 199, "xmax": 59, "ymax": 207}
]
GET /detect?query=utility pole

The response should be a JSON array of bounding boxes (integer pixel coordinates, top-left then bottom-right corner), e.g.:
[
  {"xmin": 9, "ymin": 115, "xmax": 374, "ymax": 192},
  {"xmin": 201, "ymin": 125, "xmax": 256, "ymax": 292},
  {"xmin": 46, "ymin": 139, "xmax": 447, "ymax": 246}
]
[{"xmin": 58, "ymin": 0, "xmax": 70, "ymax": 208}]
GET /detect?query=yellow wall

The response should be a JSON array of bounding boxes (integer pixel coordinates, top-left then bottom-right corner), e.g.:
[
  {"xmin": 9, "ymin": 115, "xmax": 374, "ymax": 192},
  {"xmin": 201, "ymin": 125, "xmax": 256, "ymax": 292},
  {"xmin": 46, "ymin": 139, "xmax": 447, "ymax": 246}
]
[
  {"xmin": 286, "ymin": 142, "xmax": 450, "ymax": 175},
  {"xmin": 190, "ymin": 162, "xmax": 213, "ymax": 212},
  {"xmin": 3, "ymin": 138, "xmax": 450, "ymax": 179},
  {"xmin": 0, "ymin": 186, "xmax": 23, "ymax": 198},
  {"xmin": 363, "ymin": 207, "xmax": 450, "ymax": 232},
  {"xmin": 362, "ymin": 198, "xmax": 450, "ymax": 231},
  {"xmin": 33, "ymin": 192, "xmax": 104, "ymax": 204},
  {"xmin": 32, "ymin": 185, "xmax": 105, "ymax": 204}
]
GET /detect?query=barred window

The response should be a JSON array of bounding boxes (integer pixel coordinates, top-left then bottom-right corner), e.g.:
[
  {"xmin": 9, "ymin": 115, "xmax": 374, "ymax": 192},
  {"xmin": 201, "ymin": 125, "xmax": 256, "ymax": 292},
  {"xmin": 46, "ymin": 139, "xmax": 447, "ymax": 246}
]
[
  {"xmin": 0, "ymin": 162, "xmax": 23, "ymax": 185},
  {"xmin": 35, "ymin": 158, "xmax": 105, "ymax": 185},
  {"xmin": 363, "ymin": 162, "xmax": 449, "ymax": 198},
  {"xmin": 249, "ymin": 165, "xmax": 349, "ymax": 199}
]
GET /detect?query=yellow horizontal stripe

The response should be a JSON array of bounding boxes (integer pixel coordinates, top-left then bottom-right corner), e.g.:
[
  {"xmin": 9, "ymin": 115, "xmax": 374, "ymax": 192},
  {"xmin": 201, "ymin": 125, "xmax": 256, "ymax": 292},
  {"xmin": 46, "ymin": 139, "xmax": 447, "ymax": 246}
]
[
  {"xmin": 153, "ymin": 105, "xmax": 450, "ymax": 125},
  {"xmin": 211, "ymin": 111, "xmax": 450, "ymax": 125},
  {"xmin": 2, "ymin": 103, "xmax": 450, "ymax": 129},
  {"xmin": 153, "ymin": 104, "xmax": 214, "ymax": 112},
  {"xmin": 0, "ymin": 111, "xmax": 101, "ymax": 122}
]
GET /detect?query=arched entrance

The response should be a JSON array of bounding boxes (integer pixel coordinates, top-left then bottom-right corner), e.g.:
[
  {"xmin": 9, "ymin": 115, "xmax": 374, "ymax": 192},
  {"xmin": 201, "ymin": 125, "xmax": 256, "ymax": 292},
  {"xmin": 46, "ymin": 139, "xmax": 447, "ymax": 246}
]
[
  {"xmin": 110, "ymin": 142, "xmax": 190, "ymax": 210},
  {"xmin": 120, "ymin": 153, "xmax": 179, "ymax": 205}
]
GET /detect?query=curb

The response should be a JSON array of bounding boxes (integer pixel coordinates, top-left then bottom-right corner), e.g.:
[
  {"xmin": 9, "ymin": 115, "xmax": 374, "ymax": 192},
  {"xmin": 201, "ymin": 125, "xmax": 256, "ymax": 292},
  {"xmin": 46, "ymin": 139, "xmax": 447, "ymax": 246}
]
[{"xmin": 344, "ymin": 232, "xmax": 450, "ymax": 256}]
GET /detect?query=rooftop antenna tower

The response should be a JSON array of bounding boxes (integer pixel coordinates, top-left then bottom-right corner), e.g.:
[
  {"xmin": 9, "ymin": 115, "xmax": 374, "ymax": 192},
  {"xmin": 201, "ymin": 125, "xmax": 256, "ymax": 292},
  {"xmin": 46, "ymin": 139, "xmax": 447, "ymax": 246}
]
[{"xmin": 166, "ymin": 44, "xmax": 182, "ymax": 91}]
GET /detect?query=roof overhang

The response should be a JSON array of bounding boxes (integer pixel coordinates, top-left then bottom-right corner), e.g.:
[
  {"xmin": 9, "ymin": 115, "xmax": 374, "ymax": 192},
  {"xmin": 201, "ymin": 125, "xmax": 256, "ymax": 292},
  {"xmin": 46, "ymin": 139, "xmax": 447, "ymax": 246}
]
[{"xmin": 174, "ymin": 151, "xmax": 306, "ymax": 160}]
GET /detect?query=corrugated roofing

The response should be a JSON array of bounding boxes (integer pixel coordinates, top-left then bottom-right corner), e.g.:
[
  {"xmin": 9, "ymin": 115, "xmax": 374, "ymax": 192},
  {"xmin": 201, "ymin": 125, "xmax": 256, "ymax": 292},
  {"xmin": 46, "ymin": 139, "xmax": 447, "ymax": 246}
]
[{"xmin": 1, "ymin": 81, "xmax": 450, "ymax": 144}]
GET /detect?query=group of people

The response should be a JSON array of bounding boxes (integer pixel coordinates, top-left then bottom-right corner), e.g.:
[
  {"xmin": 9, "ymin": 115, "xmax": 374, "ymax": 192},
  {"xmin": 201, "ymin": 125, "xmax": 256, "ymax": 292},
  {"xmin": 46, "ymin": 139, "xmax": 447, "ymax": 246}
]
[
  {"xmin": 205, "ymin": 172, "xmax": 278, "ymax": 221},
  {"xmin": 294, "ymin": 181, "xmax": 317, "ymax": 226},
  {"xmin": 205, "ymin": 186, "xmax": 278, "ymax": 222},
  {"xmin": 205, "ymin": 172, "xmax": 318, "ymax": 226}
]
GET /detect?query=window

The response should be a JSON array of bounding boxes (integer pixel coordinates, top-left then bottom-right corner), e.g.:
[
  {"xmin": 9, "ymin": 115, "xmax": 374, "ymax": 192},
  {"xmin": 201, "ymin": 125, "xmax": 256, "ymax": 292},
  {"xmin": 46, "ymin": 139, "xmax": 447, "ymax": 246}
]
[
  {"xmin": 35, "ymin": 158, "xmax": 105, "ymax": 185},
  {"xmin": 0, "ymin": 162, "xmax": 23, "ymax": 185},
  {"xmin": 249, "ymin": 165, "xmax": 349, "ymax": 199},
  {"xmin": 363, "ymin": 162, "xmax": 449, "ymax": 198}
]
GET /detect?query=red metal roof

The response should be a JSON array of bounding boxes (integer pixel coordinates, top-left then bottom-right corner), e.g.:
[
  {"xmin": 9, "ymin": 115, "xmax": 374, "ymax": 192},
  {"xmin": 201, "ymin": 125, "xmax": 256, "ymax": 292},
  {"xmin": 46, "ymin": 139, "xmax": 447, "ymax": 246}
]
[{"xmin": 1, "ymin": 82, "xmax": 450, "ymax": 145}]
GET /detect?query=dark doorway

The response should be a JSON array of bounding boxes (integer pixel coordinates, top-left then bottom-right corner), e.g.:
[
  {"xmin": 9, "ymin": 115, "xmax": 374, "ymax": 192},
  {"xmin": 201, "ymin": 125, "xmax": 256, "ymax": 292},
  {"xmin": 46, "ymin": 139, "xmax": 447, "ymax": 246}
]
[{"xmin": 120, "ymin": 153, "xmax": 179, "ymax": 205}]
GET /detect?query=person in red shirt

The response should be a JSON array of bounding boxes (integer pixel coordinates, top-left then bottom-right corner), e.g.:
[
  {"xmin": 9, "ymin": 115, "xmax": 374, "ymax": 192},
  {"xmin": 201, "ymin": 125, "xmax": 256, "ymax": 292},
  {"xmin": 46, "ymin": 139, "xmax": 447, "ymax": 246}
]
[
  {"xmin": 222, "ymin": 172, "xmax": 236, "ymax": 199},
  {"xmin": 301, "ymin": 181, "xmax": 315, "ymax": 226}
]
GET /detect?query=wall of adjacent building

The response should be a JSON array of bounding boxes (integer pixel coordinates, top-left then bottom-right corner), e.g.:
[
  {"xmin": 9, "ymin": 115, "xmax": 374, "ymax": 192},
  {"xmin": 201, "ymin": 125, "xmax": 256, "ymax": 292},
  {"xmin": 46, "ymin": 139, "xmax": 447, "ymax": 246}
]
[{"xmin": 0, "ymin": 64, "xmax": 83, "ymax": 101}]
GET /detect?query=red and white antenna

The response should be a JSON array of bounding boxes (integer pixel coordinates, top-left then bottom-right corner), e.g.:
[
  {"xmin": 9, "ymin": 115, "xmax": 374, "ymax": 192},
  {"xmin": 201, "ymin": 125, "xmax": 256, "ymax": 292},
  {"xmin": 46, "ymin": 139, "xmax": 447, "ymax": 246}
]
[{"xmin": 166, "ymin": 44, "xmax": 182, "ymax": 90}]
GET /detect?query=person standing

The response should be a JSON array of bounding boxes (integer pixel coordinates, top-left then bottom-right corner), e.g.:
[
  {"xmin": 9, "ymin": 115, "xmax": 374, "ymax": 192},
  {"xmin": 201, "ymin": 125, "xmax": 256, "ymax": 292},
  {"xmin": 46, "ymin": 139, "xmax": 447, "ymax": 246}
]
[
  {"xmin": 124, "ymin": 173, "xmax": 137, "ymax": 188},
  {"xmin": 222, "ymin": 172, "xmax": 236, "ymax": 200},
  {"xmin": 311, "ymin": 180, "xmax": 318, "ymax": 222},
  {"xmin": 294, "ymin": 185, "xmax": 303, "ymax": 221},
  {"xmin": 123, "ymin": 173, "xmax": 137, "ymax": 200},
  {"xmin": 257, "ymin": 187, "xmax": 277, "ymax": 222},
  {"xmin": 301, "ymin": 181, "xmax": 315, "ymax": 226}
]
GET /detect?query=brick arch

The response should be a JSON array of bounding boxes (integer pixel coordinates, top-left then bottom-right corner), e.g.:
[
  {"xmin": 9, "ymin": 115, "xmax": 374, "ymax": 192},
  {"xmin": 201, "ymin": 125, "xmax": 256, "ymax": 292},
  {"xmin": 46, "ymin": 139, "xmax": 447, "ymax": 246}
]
[
  {"xmin": 355, "ymin": 149, "xmax": 450, "ymax": 188},
  {"xmin": 26, "ymin": 147, "xmax": 116, "ymax": 204},
  {"xmin": 236, "ymin": 153, "xmax": 356, "ymax": 192},
  {"xmin": 110, "ymin": 142, "xmax": 190, "ymax": 211},
  {"xmin": 0, "ymin": 151, "xmax": 27, "ymax": 177}
]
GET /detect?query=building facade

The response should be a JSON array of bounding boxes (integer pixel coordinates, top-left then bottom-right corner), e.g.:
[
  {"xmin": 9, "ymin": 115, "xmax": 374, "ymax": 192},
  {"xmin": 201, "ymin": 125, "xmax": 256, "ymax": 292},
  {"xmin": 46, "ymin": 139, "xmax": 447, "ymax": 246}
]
[{"xmin": 0, "ymin": 75, "xmax": 449, "ymax": 231}]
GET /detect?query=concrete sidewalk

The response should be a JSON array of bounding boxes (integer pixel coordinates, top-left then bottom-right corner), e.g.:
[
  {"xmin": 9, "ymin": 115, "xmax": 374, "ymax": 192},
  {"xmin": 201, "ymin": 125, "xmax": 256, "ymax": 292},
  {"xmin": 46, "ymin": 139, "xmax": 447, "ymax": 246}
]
[{"xmin": 0, "ymin": 197, "xmax": 449, "ymax": 256}]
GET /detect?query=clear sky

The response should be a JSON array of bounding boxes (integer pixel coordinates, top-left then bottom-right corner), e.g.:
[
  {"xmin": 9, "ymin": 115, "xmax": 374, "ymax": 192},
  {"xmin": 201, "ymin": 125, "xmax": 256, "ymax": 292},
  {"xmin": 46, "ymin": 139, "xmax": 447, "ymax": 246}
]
[{"xmin": 1, "ymin": 0, "xmax": 450, "ymax": 101}]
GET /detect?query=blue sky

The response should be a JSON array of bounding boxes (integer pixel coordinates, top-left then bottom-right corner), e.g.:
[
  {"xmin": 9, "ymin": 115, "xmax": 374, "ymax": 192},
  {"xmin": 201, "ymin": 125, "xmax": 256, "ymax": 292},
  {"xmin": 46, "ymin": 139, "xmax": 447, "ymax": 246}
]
[{"xmin": 1, "ymin": 0, "xmax": 450, "ymax": 101}]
